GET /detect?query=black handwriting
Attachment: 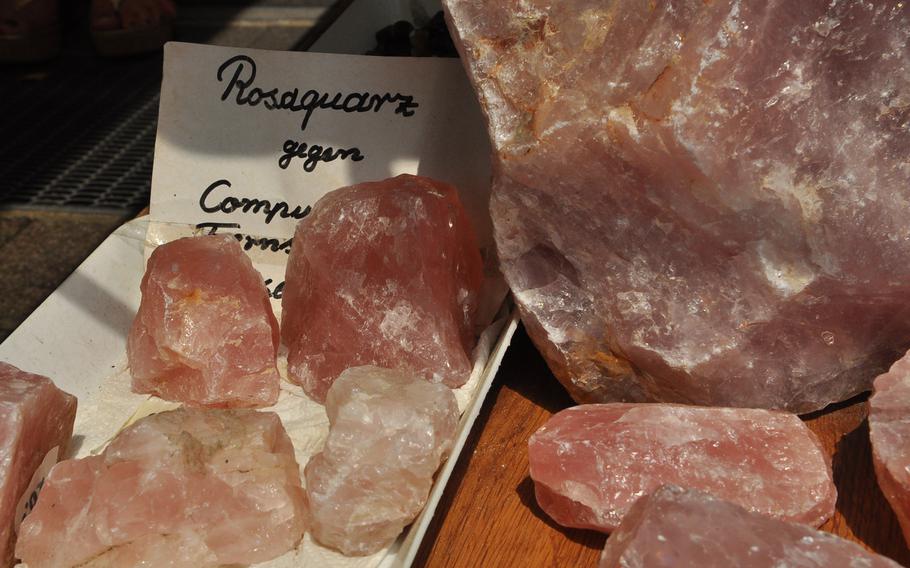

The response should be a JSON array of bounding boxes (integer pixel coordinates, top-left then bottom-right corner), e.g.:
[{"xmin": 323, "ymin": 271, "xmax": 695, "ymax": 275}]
[{"xmin": 217, "ymin": 54, "xmax": 420, "ymax": 131}]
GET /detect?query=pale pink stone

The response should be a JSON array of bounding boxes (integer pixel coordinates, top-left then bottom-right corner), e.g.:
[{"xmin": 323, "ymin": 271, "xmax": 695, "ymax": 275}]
[
  {"xmin": 15, "ymin": 408, "xmax": 307, "ymax": 568},
  {"xmin": 870, "ymin": 355, "xmax": 910, "ymax": 545},
  {"xmin": 281, "ymin": 174, "xmax": 483, "ymax": 403},
  {"xmin": 128, "ymin": 235, "xmax": 280, "ymax": 408},
  {"xmin": 529, "ymin": 404, "xmax": 835, "ymax": 532},
  {"xmin": 444, "ymin": 0, "xmax": 910, "ymax": 412},
  {"xmin": 600, "ymin": 485, "xmax": 899, "ymax": 568},
  {"xmin": 0, "ymin": 362, "xmax": 76, "ymax": 567},
  {"xmin": 305, "ymin": 366, "xmax": 458, "ymax": 555}
]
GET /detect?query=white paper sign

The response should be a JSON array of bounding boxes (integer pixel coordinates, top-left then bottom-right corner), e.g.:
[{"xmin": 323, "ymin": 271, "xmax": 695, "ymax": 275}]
[{"xmin": 152, "ymin": 42, "xmax": 493, "ymax": 246}]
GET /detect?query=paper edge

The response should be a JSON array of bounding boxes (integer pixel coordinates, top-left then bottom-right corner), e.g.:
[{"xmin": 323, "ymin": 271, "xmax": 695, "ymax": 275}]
[{"xmin": 392, "ymin": 310, "xmax": 519, "ymax": 568}]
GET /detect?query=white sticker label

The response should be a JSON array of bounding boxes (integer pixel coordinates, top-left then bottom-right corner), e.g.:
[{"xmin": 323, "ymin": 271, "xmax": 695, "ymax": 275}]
[{"xmin": 14, "ymin": 446, "xmax": 58, "ymax": 534}]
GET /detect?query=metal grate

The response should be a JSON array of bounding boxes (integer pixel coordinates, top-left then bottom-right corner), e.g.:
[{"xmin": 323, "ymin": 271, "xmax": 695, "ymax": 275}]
[{"xmin": 0, "ymin": 51, "xmax": 162, "ymax": 212}]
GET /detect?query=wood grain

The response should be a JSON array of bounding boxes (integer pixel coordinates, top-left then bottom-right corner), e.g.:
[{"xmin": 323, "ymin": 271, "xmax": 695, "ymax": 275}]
[{"xmin": 415, "ymin": 325, "xmax": 910, "ymax": 567}]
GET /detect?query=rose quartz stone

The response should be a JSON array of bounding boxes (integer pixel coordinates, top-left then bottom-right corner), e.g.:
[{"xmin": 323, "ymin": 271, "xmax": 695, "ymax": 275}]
[
  {"xmin": 282, "ymin": 174, "xmax": 483, "ymax": 403},
  {"xmin": 305, "ymin": 366, "xmax": 458, "ymax": 555},
  {"xmin": 444, "ymin": 0, "xmax": 910, "ymax": 412},
  {"xmin": 0, "ymin": 362, "xmax": 76, "ymax": 567},
  {"xmin": 16, "ymin": 408, "xmax": 307, "ymax": 568},
  {"xmin": 870, "ymin": 355, "xmax": 910, "ymax": 545},
  {"xmin": 600, "ymin": 485, "xmax": 899, "ymax": 568},
  {"xmin": 128, "ymin": 235, "xmax": 280, "ymax": 408},
  {"xmin": 529, "ymin": 404, "xmax": 835, "ymax": 532}
]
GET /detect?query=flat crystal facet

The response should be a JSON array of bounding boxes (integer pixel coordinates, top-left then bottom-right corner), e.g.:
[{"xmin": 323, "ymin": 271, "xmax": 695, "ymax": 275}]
[
  {"xmin": 0, "ymin": 363, "xmax": 76, "ymax": 567},
  {"xmin": 870, "ymin": 356, "xmax": 910, "ymax": 545},
  {"xmin": 600, "ymin": 485, "xmax": 900, "ymax": 568},
  {"xmin": 443, "ymin": 0, "xmax": 910, "ymax": 412},
  {"xmin": 128, "ymin": 235, "xmax": 281, "ymax": 408},
  {"xmin": 529, "ymin": 404, "xmax": 835, "ymax": 532},
  {"xmin": 282, "ymin": 174, "xmax": 483, "ymax": 403},
  {"xmin": 15, "ymin": 408, "xmax": 307, "ymax": 568},
  {"xmin": 305, "ymin": 366, "xmax": 458, "ymax": 556}
]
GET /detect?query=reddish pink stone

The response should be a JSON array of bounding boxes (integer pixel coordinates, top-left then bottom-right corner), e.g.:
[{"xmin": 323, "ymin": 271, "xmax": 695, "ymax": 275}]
[
  {"xmin": 16, "ymin": 408, "xmax": 307, "ymax": 568},
  {"xmin": 529, "ymin": 404, "xmax": 835, "ymax": 532},
  {"xmin": 600, "ymin": 485, "xmax": 899, "ymax": 568},
  {"xmin": 870, "ymin": 355, "xmax": 910, "ymax": 545},
  {"xmin": 0, "ymin": 362, "xmax": 76, "ymax": 567},
  {"xmin": 444, "ymin": 0, "xmax": 910, "ymax": 413},
  {"xmin": 128, "ymin": 235, "xmax": 280, "ymax": 408},
  {"xmin": 282, "ymin": 174, "xmax": 483, "ymax": 403}
]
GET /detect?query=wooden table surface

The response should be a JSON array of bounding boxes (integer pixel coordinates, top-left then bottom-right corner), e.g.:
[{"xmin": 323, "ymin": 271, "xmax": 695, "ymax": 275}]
[{"xmin": 415, "ymin": 324, "xmax": 910, "ymax": 567}]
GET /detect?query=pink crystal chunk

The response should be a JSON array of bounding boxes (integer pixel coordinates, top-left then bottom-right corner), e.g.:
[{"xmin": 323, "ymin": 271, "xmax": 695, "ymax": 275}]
[
  {"xmin": 600, "ymin": 485, "xmax": 899, "ymax": 568},
  {"xmin": 870, "ymin": 355, "xmax": 910, "ymax": 545},
  {"xmin": 305, "ymin": 366, "xmax": 458, "ymax": 555},
  {"xmin": 0, "ymin": 362, "xmax": 76, "ymax": 567},
  {"xmin": 16, "ymin": 408, "xmax": 307, "ymax": 568},
  {"xmin": 529, "ymin": 404, "xmax": 835, "ymax": 532},
  {"xmin": 128, "ymin": 235, "xmax": 280, "ymax": 408},
  {"xmin": 443, "ymin": 0, "xmax": 910, "ymax": 412},
  {"xmin": 282, "ymin": 174, "xmax": 483, "ymax": 403}
]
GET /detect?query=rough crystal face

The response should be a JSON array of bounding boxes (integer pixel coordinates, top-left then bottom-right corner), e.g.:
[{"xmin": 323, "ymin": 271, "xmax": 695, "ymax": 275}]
[
  {"xmin": 600, "ymin": 485, "xmax": 900, "ymax": 568},
  {"xmin": 443, "ymin": 0, "xmax": 910, "ymax": 412},
  {"xmin": 282, "ymin": 174, "xmax": 483, "ymax": 403},
  {"xmin": 305, "ymin": 366, "xmax": 458, "ymax": 555},
  {"xmin": 528, "ymin": 404, "xmax": 835, "ymax": 532},
  {"xmin": 15, "ymin": 408, "xmax": 307, "ymax": 568},
  {"xmin": 0, "ymin": 362, "xmax": 76, "ymax": 567},
  {"xmin": 128, "ymin": 235, "xmax": 280, "ymax": 408},
  {"xmin": 869, "ymin": 355, "xmax": 910, "ymax": 545}
]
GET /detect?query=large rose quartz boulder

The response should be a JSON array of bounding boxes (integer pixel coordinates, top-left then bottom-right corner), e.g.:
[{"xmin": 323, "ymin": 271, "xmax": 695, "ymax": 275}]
[
  {"xmin": 305, "ymin": 366, "xmax": 458, "ymax": 555},
  {"xmin": 443, "ymin": 0, "xmax": 910, "ymax": 412},
  {"xmin": 0, "ymin": 362, "xmax": 76, "ymax": 567},
  {"xmin": 128, "ymin": 235, "xmax": 280, "ymax": 408},
  {"xmin": 870, "ymin": 355, "xmax": 910, "ymax": 545},
  {"xmin": 282, "ymin": 174, "xmax": 483, "ymax": 403},
  {"xmin": 15, "ymin": 408, "xmax": 307, "ymax": 568},
  {"xmin": 529, "ymin": 403, "xmax": 835, "ymax": 532},
  {"xmin": 600, "ymin": 485, "xmax": 899, "ymax": 568}
]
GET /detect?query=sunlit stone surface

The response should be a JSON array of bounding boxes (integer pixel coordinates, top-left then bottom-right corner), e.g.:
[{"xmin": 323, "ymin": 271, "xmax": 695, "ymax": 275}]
[
  {"xmin": 599, "ymin": 485, "xmax": 899, "ymax": 568},
  {"xmin": 128, "ymin": 235, "xmax": 280, "ymax": 408},
  {"xmin": 444, "ymin": 0, "xmax": 910, "ymax": 412},
  {"xmin": 0, "ymin": 363, "xmax": 76, "ymax": 567},
  {"xmin": 305, "ymin": 366, "xmax": 458, "ymax": 555},
  {"xmin": 16, "ymin": 408, "xmax": 307, "ymax": 568},
  {"xmin": 282, "ymin": 174, "xmax": 483, "ymax": 403},
  {"xmin": 870, "ymin": 355, "xmax": 910, "ymax": 545},
  {"xmin": 528, "ymin": 403, "xmax": 835, "ymax": 532}
]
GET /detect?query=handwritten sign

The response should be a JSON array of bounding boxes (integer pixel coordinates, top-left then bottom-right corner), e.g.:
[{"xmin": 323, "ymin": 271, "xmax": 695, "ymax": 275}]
[{"xmin": 151, "ymin": 42, "xmax": 492, "ymax": 246}]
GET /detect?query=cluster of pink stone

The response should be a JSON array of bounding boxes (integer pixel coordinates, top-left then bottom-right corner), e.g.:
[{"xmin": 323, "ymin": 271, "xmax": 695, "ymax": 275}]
[
  {"xmin": 528, "ymin": 404, "xmax": 836, "ymax": 532},
  {"xmin": 15, "ymin": 408, "xmax": 308, "ymax": 567},
  {"xmin": 870, "ymin": 355, "xmax": 910, "ymax": 545},
  {"xmin": 443, "ymin": 0, "xmax": 910, "ymax": 414},
  {"xmin": 305, "ymin": 366, "xmax": 459, "ymax": 555},
  {"xmin": 441, "ymin": 0, "xmax": 910, "ymax": 562},
  {"xmin": 0, "ymin": 363, "xmax": 76, "ymax": 567},
  {"xmin": 128, "ymin": 235, "xmax": 281, "ymax": 408},
  {"xmin": 600, "ymin": 485, "xmax": 900, "ymax": 568},
  {"xmin": 281, "ymin": 174, "xmax": 484, "ymax": 403}
]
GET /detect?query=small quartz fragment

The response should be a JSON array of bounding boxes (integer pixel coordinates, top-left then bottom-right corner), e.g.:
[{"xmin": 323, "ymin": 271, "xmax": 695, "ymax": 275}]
[
  {"xmin": 444, "ymin": 0, "xmax": 910, "ymax": 412},
  {"xmin": 15, "ymin": 408, "xmax": 307, "ymax": 568},
  {"xmin": 600, "ymin": 485, "xmax": 899, "ymax": 568},
  {"xmin": 869, "ymin": 355, "xmax": 910, "ymax": 545},
  {"xmin": 0, "ymin": 362, "xmax": 76, "ymax": 567},
  {"xmin": 128, "ymin": 235, "xmax": 280, "ymax": 408},
  {"xmin": 305, "ymin": 366, "xmax": 458, "ymax": 555},
  {"xmin": 281, "ymin": 174, "xmax": 483, "ymax": 403},
  {"xmin": 529, "ymin": 403, "xmax": 835, "ymax": 532}
]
